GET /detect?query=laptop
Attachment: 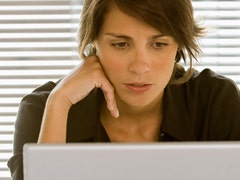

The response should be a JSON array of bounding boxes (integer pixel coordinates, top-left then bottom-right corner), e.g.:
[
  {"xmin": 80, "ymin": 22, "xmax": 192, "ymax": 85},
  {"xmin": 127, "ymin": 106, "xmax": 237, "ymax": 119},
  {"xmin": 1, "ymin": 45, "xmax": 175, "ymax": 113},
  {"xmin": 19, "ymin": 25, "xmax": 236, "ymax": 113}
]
[{"xmin": 23, "ymin": 142, "xmax": 240, "ymax": 180}]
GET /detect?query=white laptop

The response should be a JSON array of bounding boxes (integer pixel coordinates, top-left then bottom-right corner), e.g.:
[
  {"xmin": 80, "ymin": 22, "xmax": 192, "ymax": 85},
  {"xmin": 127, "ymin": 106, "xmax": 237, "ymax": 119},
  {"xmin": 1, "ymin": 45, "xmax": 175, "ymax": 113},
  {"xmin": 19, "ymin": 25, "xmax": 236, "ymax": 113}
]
[{"xmin": 23, "ymin": 142, "xmax": 240, "ymax": 180}]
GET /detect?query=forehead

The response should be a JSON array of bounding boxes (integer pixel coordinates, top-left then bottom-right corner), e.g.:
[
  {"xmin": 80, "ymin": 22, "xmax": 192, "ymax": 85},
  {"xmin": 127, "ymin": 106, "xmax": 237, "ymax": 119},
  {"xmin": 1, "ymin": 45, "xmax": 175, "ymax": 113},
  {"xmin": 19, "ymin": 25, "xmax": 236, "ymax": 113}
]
[{"xmin": 99, "ymin": 5, "xmax": 162, "ymax": 36}]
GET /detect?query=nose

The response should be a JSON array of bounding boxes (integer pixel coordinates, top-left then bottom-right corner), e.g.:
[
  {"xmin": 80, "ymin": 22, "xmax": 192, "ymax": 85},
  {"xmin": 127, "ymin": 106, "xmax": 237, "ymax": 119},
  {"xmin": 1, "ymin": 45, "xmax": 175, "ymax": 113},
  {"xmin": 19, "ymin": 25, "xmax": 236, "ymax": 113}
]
[{"xmin": 128, "ymin": 49, "xmax": 150, "ymax": 75}]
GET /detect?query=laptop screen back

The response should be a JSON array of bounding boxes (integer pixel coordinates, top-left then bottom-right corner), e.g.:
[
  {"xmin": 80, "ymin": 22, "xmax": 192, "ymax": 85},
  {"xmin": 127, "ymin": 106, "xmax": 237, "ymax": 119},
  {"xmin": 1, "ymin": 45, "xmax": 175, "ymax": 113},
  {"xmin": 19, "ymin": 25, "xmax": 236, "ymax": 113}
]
[{"xmin": 23, "ymin": 142, "xmax": 240, "ymax": 180}]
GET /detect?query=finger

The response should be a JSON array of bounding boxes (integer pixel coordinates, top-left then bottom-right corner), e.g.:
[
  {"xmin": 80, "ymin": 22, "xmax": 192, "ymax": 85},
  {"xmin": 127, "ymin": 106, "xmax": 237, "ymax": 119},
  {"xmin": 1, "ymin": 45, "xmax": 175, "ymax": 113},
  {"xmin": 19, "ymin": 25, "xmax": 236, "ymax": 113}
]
[
  {"xmin": 89, "ymin": 56, "xmax": 119, "ymax": 118},
  {"xmin": 100, "ymin": 83, "xmax": 119, "ymax": 118},
  {"xmin": 95, "ymin": 79, "xmax": 119, "ymax": 118}
]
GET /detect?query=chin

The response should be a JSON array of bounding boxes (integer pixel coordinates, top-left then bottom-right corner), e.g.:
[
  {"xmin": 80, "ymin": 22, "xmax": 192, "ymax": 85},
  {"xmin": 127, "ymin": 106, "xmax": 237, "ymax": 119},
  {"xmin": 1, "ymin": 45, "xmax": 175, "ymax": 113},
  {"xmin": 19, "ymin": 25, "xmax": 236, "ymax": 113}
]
[{"xmin": 120, "ymin": 96, "xmax": 158, "ymax": 109}]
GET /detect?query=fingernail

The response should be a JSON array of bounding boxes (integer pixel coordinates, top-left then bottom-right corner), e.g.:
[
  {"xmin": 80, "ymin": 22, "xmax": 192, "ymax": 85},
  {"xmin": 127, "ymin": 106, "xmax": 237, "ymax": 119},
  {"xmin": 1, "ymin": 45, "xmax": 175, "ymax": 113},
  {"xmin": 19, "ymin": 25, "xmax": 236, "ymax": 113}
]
[{"xmin": 113, "ymin": 109, "xmax": 119, "ymax": 118}]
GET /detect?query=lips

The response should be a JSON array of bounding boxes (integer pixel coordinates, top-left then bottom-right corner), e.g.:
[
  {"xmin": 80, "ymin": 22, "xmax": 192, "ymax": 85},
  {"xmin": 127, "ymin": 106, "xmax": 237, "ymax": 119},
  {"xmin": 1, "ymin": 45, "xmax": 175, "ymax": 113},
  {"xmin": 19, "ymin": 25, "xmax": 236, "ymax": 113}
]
[{"xmin": 125, "ymin": 83, "xmax": 152, "ymax": 93}]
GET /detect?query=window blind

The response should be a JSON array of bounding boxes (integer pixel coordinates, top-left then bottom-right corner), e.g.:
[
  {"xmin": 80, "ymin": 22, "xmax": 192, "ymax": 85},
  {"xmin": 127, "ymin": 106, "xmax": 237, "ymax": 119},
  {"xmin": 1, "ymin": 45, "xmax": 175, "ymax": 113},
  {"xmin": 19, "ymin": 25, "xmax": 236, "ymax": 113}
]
[
  {"xmin": 0, "ymin": 0, "xmax": 240, "ymax": 179},
  {"xmin": 192, "ymin": 0, "xmax": 240, "ymax": 88},
  {"xmin": 0, "ymin": 1, "xmax": 81, "ymax": 179}
]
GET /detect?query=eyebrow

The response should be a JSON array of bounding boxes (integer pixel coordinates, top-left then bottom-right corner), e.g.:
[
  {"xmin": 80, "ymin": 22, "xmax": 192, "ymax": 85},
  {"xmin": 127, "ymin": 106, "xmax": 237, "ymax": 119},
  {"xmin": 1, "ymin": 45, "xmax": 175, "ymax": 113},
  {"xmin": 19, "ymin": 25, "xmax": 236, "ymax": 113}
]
[
  {"xmin": 105, "ymin": 33, "xmax": 132, "ymax": 40},
  {"xmin": 105, "ymin": 33, "xmax": 168, "ymax": 41}
]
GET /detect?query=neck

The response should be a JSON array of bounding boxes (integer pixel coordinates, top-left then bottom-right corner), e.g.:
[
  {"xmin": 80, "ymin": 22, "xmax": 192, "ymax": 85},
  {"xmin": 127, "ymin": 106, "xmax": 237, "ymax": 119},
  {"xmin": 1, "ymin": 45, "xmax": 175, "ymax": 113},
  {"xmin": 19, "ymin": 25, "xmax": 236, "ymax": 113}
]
[
  {"xmin": 118, "ymin": 93, "xmax": 163, "ymax": 119},
  {"xmin": 100, "ymin": 95, "xmax": 163, "ymax": 142}
]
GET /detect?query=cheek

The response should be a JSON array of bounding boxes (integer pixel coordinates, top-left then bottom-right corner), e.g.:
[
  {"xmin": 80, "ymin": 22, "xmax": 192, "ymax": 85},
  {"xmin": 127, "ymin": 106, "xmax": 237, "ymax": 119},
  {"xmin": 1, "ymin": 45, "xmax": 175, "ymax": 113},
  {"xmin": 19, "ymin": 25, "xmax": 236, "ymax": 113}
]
[
  {"xmin": 97, "ymin": 50, "xmax": 125, "ymax": 79},
  {"xmin": 152, "ymin": 55, "xmax": 176, "ymax": 84},
  {"xmin": 154, "ymin": 62, "xmax": 174, "ymax": 81},
  {"xmin": 154, "ymin": 53, "xmax": 175, "ymax": 71},
  {"xmin": 96, "ymin": 44, "xmax": 127, "ymax": 83}
]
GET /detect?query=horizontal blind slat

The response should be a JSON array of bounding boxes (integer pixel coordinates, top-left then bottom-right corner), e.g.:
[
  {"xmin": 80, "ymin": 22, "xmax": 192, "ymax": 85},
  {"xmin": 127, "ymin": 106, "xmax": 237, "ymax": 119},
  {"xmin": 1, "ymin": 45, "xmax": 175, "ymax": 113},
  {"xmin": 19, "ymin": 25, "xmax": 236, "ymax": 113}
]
[
  {"xmin": 0, "ymin": 2, "xmax": 81, "ymax": 179},
  {"xmin": 193, "ymin": 1, "xmax": 240, "ymax": 88}
]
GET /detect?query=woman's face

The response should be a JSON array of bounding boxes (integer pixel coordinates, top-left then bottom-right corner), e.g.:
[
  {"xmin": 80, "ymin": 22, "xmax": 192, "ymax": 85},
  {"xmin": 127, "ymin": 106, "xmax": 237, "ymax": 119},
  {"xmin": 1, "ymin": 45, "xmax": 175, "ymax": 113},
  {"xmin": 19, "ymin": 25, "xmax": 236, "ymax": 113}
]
[{"xmin": 95, "ymin": 6, "xmax": 178, "ymax": 109}]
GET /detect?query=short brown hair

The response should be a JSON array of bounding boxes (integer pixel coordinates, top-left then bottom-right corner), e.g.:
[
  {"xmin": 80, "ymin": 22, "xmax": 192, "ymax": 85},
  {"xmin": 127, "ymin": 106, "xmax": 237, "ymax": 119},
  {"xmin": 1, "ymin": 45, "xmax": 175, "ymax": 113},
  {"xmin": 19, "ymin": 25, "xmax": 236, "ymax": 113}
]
[{"xmin": 78, "ymin": 0, "xmax": 205, "ymax": 83}]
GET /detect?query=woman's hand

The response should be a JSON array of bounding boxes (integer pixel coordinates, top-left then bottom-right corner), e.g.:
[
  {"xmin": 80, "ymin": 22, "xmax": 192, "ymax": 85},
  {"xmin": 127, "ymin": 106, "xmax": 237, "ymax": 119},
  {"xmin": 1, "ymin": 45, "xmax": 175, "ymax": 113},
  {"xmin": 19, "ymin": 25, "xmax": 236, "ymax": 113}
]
[
  {"xmin": 52, "ymin": 56, "xmax": 119, "ymax": 118},
  {"xmin": 38, "ymin": 56, "xmax": 118, "ymax": 143}
]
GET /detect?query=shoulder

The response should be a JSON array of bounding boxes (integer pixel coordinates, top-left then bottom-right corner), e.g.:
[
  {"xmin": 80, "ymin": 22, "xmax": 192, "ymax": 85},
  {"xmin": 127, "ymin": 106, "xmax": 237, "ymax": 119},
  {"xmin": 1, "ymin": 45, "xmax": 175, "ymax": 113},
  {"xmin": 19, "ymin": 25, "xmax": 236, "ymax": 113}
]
[
  {"xmin": 21, "ymin": 81, "xmax": 56, "ymax": 106},
  {"xmin": 183, "ymin": 68, "xmax": 239, "ymax": 99},
  {"xmin": 15, "ymin": 81, "xmax": 57, "ymax": 140},
  {"xmin": 190, "ymin": 68, "xmax": 238, "ymax": 89},
  {"xmin": 167, "ymin": 68, "xmax": 240, "ymax": 140},
  {"xmin": 18, "ymin": 80, "xmax": 57, "ymax": 117},
  {"xmin": 167, "ymin": 68, "xmax": 240, "ymax": 115},
  {"xmin": 190, "ymin": 69, "xmax": 240, "ymax": 139},
  {"xmin": 188, "ymin": 69, "xmax": 239, "ymax": 108}
]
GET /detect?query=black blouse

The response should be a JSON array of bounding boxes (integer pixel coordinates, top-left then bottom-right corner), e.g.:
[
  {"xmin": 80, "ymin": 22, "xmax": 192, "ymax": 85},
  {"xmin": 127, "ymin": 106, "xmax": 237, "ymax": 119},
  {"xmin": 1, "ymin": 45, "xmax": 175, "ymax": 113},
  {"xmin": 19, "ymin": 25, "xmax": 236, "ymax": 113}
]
[{"xmin": 8, "ymin": 69, "xmax": 240, "ymax": 180}]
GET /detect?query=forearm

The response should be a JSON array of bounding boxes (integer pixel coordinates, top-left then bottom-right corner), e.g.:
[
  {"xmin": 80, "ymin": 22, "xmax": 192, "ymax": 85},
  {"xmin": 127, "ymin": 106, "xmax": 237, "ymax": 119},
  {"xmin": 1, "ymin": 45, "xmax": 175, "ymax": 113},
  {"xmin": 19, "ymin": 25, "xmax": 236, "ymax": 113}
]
[
  {"xmin": 38, "ymin": 91, "xmax": 71, "ymax": 143},
  {"xmin": 38, "ymin": 57, "xmax": 119, "ymax": 143}
]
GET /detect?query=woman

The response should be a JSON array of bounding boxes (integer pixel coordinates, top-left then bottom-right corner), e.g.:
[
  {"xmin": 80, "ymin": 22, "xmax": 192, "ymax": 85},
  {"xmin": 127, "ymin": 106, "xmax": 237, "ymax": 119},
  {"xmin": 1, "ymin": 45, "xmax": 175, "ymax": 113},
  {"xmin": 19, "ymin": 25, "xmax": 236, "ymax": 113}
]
[{"xmin": 8, "ymin": 0, "xmax": 240, "ymax": 179}]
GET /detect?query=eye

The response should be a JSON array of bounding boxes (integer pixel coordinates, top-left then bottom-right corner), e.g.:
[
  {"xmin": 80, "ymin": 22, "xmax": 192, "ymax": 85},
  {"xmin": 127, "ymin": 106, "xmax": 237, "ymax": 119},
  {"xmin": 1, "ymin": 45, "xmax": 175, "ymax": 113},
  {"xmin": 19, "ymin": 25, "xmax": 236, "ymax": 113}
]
[
  {"xmin": 111, "ymin": 42, "xmax": 129, "ymax": 49},
  {"xmin": 153, "ymin": 42, "xmax": 167, "ymax": 48}
]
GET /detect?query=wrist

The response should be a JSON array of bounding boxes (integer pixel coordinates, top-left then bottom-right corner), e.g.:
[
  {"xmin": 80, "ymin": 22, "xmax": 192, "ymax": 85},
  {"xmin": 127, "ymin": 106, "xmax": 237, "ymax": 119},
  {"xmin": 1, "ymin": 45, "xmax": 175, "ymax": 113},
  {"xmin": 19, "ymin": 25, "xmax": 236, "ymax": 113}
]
[{"xmin": 47, "ymin": 88, "xmax": 72, "ymax": 111}]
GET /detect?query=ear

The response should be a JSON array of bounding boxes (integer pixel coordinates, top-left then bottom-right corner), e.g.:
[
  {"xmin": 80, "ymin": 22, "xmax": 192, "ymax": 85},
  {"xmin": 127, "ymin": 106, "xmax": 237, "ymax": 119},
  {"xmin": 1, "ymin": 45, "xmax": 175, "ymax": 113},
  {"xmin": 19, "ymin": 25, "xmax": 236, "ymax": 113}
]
[{"xmin": 175, "ymin": 48, "xmax": 183, "ymax": 63}]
